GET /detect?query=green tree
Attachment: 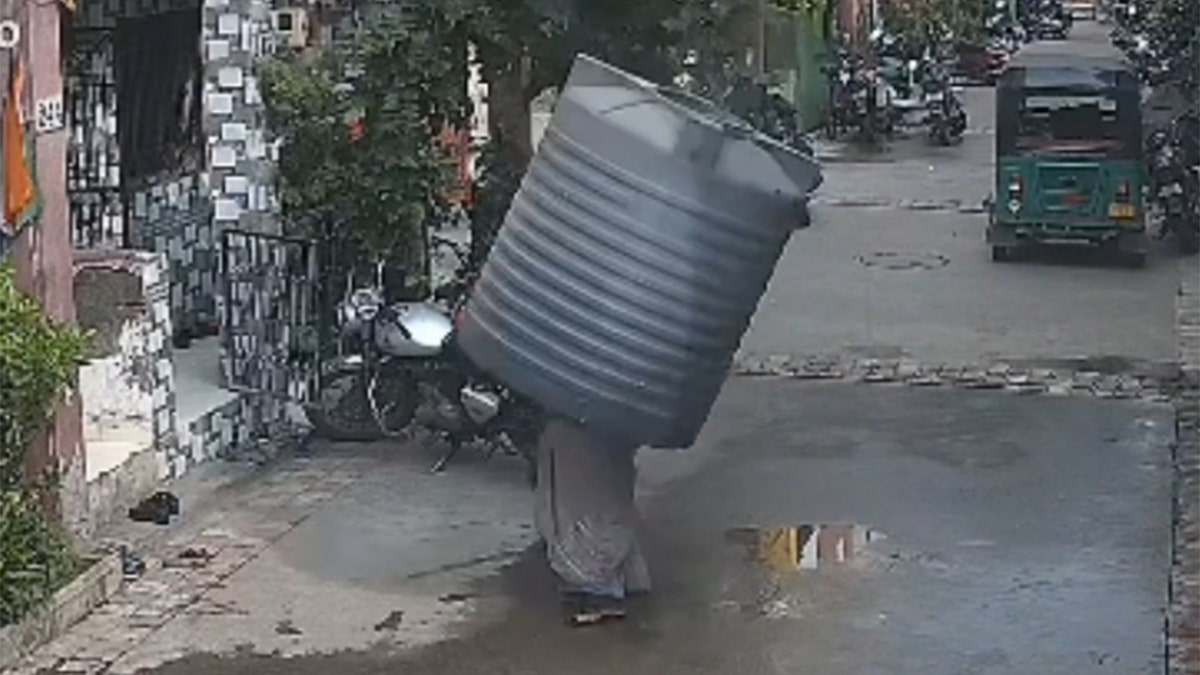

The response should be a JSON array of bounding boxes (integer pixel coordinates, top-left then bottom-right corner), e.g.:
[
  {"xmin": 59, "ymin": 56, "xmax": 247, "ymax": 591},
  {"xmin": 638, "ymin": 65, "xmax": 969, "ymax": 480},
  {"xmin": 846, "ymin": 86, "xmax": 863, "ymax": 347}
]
[
  {"xmin": 262, "ymin": 0, "xmax": 471, "ymax": 278},
  {"xmin": 881, "ymin": 0, "xmax": 987, "ymax": 51},
  {"xmin": 264, "ymin": 0, "xmax": 778, "ymax": 269},
  {"xmin": 0, "ymin": 264, "xmax": 86, "ymax": 626}
]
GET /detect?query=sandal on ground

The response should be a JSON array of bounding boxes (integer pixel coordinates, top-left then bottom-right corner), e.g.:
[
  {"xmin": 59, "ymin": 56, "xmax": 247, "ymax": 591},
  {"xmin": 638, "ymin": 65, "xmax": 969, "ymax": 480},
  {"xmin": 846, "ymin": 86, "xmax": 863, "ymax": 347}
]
[{"xmin": 564, "ymin": 593, "xmax": 627, "ymax": 627}]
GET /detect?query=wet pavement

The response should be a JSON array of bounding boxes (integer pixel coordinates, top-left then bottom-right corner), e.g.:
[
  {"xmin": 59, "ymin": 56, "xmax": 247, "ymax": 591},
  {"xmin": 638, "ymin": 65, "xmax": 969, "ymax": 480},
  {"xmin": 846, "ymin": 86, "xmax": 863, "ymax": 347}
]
[{"xmin": 127, "ymin": 379, "xmax": 1172, "ymax": 675}]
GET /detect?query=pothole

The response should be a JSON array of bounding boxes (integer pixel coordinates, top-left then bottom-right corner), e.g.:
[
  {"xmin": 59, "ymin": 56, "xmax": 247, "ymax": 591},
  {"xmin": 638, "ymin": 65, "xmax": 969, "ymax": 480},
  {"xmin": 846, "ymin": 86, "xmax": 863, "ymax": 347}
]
[{"xmin": 855, "ymin": 251, "xmax": 950, "ymax": 270}]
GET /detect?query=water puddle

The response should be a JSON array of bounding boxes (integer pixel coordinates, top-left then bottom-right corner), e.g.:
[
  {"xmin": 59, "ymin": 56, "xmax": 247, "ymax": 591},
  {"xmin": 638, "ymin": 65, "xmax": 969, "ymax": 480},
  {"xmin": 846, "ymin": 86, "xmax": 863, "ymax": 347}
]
[{"xmin": 727, "ymin": 524, "xmax": 885, "ymax": 573}]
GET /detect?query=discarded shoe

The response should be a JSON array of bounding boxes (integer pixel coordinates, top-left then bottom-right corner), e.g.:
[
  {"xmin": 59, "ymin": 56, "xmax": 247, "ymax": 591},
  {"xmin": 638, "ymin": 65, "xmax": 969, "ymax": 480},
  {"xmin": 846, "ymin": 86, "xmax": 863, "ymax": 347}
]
[
  {"xmin": 119, "ymin": 545, "xmax": 146, "ymax": 579},
  {"xmin": 153, "ymin": 490, "xmax": 181, "ymax": 515},
  {"xmin": 128, "ymin": 491, "xmax": 179, "ymax": 525}
]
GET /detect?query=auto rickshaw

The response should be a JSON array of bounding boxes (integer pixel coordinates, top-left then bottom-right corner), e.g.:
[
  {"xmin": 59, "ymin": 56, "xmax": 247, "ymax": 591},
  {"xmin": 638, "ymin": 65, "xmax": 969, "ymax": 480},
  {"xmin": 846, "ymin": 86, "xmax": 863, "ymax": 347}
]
[{"xmin": 988, "ymin": 53, "xmax": 1147, "ymax": 265}]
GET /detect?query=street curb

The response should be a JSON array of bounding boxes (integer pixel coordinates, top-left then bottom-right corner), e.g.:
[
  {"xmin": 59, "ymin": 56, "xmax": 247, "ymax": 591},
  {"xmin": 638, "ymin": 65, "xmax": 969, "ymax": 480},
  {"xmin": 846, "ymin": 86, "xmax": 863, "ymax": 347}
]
[
  {"xmin": 1169, "ymin": 258, "xmax": 1199, "ymax": 675},
  {"xmin": 730, "ymin": 353, "xmax": 1178, "ymax": 403},
  {"xmin": 810, "ymin": 195, "xmax": 989, "ymax": 214},
  {"xmin": 0, "ymin": 553, "xmax": 123, "ymax": 671}
]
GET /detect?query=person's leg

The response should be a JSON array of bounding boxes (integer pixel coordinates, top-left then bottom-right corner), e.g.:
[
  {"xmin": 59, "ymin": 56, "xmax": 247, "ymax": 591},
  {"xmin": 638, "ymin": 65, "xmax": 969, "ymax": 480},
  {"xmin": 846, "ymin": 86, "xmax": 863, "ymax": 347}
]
[
  {"xmin": 534, "ymin": 419, "xmax": 638, "ymax": 624},
  {"xmin": 621, "ymin": 538, "xmax": 652, "ymax": 596},
  {"xmin": 611, "ymin": 447, "xmax": 652, "ymax": 596}
]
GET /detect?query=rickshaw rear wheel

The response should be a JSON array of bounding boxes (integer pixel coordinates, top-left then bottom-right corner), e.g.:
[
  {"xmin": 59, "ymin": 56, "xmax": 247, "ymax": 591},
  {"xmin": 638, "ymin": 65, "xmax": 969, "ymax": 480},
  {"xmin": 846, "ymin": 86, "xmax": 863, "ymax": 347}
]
[{"xmin": 991, "ymin": 245, "xmax": 1015, "ymax": 262}]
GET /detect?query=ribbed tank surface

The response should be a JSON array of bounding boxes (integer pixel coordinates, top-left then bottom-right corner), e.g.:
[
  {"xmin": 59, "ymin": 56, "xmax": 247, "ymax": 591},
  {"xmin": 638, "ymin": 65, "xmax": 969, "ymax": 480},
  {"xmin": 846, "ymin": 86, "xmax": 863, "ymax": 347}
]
[{"xmin": 457, "ymin": 55, "xmax": 823, "ymax": 448}]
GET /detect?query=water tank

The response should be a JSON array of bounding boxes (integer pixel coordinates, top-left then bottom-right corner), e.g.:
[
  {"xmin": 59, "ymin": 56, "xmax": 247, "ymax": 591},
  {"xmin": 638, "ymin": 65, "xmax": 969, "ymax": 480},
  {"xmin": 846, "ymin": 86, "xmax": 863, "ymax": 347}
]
[{"xmin": 456, "ymin": 54, "xmax": 823, "ymax": 449}]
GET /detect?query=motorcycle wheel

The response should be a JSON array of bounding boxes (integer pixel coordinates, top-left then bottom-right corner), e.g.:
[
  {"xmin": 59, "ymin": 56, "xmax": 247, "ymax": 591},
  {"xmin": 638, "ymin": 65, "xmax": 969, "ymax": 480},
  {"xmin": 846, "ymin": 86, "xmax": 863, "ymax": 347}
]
[{"xmin": 308, "ymin": 370, "xmax": 416, "ymax": 442}]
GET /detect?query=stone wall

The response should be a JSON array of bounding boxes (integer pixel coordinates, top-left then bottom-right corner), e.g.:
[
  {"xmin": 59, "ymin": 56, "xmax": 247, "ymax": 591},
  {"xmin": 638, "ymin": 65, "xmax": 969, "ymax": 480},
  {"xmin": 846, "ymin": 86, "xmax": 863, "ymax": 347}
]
[
  {"xmin": 65, "ymin": 0, "xmax": 306, "ymax": 502},
  {"xmin": 201, "ymin": 0, "xmax": 277, "ymax": 235},
  {"xmin": 70, "ymin": 0, "xmax": 216, "ymax": 337},
  {"xmin": 128, "ymin": 174, "xmax": 219, "ymax": 336},
  {"xmin": 73, "ymin": 250, "xmax": 178, "ymax": 535}
]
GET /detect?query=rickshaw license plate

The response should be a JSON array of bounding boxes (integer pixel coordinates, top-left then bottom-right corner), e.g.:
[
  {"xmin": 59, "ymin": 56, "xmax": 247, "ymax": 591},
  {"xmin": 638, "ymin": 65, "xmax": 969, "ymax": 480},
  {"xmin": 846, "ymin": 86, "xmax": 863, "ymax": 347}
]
[{"xmin": 1108, "ymin": 204, "xmax": 1136, "ymax": 219}]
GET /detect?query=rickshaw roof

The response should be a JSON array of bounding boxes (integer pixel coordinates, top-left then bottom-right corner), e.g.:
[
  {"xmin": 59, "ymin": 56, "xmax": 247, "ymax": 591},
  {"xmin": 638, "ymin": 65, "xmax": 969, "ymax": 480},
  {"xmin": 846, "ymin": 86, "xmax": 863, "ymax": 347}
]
[{"xmin": 1000, "ymin": 54, "xmax": 1136, "ymax": 91}]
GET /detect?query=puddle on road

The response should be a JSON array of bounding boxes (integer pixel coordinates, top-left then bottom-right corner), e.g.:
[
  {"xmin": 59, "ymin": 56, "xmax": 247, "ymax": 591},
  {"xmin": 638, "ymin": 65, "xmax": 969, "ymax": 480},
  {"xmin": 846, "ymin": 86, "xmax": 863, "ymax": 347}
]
[{"xmin": 727, "ymin": 525, "xmax": 885, "ymax": 573}]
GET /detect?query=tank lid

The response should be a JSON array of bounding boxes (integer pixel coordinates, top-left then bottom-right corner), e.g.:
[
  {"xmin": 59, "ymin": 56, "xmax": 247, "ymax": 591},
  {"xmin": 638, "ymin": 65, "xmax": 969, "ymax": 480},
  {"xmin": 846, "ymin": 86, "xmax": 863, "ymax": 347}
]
[{"xmin": 566, "ymin": 54, "xmax": 822, "ymax": 195}]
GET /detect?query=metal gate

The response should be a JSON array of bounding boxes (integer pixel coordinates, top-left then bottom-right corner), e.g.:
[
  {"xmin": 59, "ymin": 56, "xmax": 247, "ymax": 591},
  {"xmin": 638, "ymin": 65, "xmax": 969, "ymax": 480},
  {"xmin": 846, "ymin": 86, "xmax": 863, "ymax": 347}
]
[
  {"xmin": 65, "ymin": 27, "xmax": 127, "ymax": 249},
  {"xmin": 221, "ymin": 229, "xmax": 323, "ymax": 403}
]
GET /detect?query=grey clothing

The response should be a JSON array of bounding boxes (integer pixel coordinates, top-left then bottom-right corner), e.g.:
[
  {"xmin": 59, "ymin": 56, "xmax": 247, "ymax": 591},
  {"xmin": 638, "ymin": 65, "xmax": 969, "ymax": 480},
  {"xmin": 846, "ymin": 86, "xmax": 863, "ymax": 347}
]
[{"xmin": 534, "ymin": 418, "xmax": 651, "ymax": 598}]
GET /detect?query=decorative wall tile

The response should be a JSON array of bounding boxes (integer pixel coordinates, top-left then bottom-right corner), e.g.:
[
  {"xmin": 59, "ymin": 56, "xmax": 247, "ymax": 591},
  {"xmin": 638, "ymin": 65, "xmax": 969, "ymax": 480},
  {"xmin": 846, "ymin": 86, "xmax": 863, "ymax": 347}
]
[
  {"xmin": 69, "ymin": 0, "xmax": 299, "ymax": 484},
  {"xmin": 217, "ymin": 13, "xmax": 239, "ymax": 35},
  {"xmin": 224, "ymin": 175, "xmax": 250, "ymax": 194},
  {"xmin": 218, "ymin": 66, "xmax": 244, "ymax": 88},
  {"xmin": 207, "ymin": 39, "xmax": 231, "ymax": 60},
  {"xmin": 214, "ymin": 198, "xmax": 243, "ymax": 221},
  {"xmin": 220, "ymin": 122, "xmax": 248, "ymax": 141},
  {"xmin": 208, "ymin": 93, "xmax": 235, "ymax": 115},
  {"xmin": 211, "ymin": 144, "xmax": 237, "ymax": 167}
]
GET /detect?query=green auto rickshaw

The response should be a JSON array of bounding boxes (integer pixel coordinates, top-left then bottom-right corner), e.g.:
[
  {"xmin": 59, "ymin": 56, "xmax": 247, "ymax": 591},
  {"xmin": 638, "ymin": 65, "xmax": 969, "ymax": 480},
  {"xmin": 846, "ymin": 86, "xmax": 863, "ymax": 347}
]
[{"xmin": 987, "ymin": 53, "xmax": 1147, "ymax": 265}]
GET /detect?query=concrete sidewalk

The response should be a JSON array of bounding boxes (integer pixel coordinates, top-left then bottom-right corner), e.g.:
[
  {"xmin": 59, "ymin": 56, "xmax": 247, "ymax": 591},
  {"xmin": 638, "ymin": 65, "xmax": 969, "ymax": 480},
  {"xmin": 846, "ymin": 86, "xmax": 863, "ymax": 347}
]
[{"xmin": 7, "ymin": 441, "xmax": 539, "ymax": 674}]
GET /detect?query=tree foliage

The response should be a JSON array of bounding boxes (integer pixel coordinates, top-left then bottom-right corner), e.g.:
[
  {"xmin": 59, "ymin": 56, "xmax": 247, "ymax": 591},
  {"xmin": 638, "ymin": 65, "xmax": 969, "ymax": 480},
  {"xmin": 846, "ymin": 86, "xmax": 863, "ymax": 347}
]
[
  {"xmin": 881, "ymin": 0, "xmax": 987, "ymax": 51},
  {"xmin": 262, "ymin": 0, "xmax": 470, "ymax": 276},
  {"xmin": 0, "ymin": 264, "xmax": 86, "ymax": 626},
  {"xmin": 263, "ymin": 0, "xmax": 792, "ymax": 268}
]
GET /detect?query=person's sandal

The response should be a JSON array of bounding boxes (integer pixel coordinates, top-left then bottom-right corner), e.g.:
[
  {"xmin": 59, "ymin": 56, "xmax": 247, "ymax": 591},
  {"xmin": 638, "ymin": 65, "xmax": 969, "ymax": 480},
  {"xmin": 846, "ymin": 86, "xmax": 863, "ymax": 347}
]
[{"xmin": 565, "ymin": 593, "xmax": 626, "ymax": 627}]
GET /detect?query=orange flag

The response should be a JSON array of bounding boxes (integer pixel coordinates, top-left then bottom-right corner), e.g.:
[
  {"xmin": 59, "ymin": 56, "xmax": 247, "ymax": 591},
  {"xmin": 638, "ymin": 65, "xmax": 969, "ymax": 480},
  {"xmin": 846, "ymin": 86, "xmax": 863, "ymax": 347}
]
[{"xmin": 3, "ymin": 56, "xmax": 38, "ymax": 234}]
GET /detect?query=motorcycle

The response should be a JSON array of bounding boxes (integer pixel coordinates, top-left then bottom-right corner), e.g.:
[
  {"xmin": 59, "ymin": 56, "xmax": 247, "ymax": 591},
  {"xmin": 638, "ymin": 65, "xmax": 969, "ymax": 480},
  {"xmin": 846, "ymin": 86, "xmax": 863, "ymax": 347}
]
[
  {"xmin": 1147, "ymin": 121, "xmax": 1200, "ymax": 254},
  {"xmin": 924, "ymin": 64, "xmax": 968, "ymax": 145},
  {"xmin": 1034, "ymin": 2, "xmax": 1073, "ymax": 39},
  {"xmin": 307, "ymin": 234, "xmax": 544, "ymax": 474},
  {"xmin": 824, "ymin": 44, "xmax": 869, "ymax": 139},
  {"xmin": 1020, "ymin": 0, "xmax": 1072, "ymax": 39}
]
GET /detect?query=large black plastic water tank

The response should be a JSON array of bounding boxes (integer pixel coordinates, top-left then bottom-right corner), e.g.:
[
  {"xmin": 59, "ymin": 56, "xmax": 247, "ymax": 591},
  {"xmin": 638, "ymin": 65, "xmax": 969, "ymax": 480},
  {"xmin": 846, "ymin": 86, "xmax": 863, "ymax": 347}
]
[{"xmin": 457, "ymin": 54, "xmax": 823, "ymax": 448}]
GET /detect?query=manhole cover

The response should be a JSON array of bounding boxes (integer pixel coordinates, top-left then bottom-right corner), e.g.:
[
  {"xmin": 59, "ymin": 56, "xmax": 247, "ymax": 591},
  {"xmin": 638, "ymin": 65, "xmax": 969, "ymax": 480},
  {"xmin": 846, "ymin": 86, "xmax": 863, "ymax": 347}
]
[{"xmin": 855, "ymin": 251, "xmax": 950, "ymax": 270}]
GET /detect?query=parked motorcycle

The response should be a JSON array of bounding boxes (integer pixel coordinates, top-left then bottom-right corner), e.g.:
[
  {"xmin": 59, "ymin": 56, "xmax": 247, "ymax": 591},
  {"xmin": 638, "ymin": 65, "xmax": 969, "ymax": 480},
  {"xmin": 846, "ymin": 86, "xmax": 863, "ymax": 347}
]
[
  {"xmin": 1147, "ymin": 117, "xmax": 1200, "ymax": 254},
  {"xmin": 1020, "ymin": 0, "xmax": 1073, "ymax": 39},
  {"xmin": 1034, "ymin": 1, "xmax": 1073, "ymax": 39},
  {"xmin": 307, "ymin": 234, "xmax": 544, "ymax": 474},
  {"xmin": 824, "ymin": 44, "xmax": 876, "ymax": 140},
  {"xmin": 923, "ymin": 62, "xmax": 968, "ymax": 145}
]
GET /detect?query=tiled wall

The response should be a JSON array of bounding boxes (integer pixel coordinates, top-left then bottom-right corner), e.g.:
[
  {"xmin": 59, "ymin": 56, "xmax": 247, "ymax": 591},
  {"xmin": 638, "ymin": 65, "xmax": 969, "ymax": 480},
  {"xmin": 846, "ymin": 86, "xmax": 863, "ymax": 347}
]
[
  {"xmin": 71, "ymin": 0, "xmax": 277, "ymax": 335},
  {"xmin": 201, "ymin": 0, "xmax": 277, "ymax": 234},
  {"xmin": 176, "ymin": 395, "xmax": 295, "ymax": 476},
  {"xmin": 128, "ymin": 174, "xmax": 219, "ymax": 334},
  {"xmin": 73, "ymin": 249, "xmax": 178, "ymax": 482},
  {"xmin": 67, "ymin": 0, "xmax": 302, "ymax": 488}
]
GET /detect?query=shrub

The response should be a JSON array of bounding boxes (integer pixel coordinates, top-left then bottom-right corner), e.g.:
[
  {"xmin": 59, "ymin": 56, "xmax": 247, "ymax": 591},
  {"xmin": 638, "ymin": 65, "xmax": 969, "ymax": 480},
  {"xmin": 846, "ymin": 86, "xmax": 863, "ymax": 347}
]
[{"xmin": 0, "ymin": 262, "xmax": 88, "ymax": 626}]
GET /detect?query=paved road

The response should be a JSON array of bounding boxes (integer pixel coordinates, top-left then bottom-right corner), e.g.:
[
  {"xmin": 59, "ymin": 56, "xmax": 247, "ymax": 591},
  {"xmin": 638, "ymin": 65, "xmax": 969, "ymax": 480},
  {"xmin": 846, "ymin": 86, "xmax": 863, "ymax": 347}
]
[
  {"xmin": 741, "ymin": 21, "xmax": 1182, "ymax": 373},
  {"xmin": 129, "ymin": 380, "xmax": 1171, "ymax": 675}
]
